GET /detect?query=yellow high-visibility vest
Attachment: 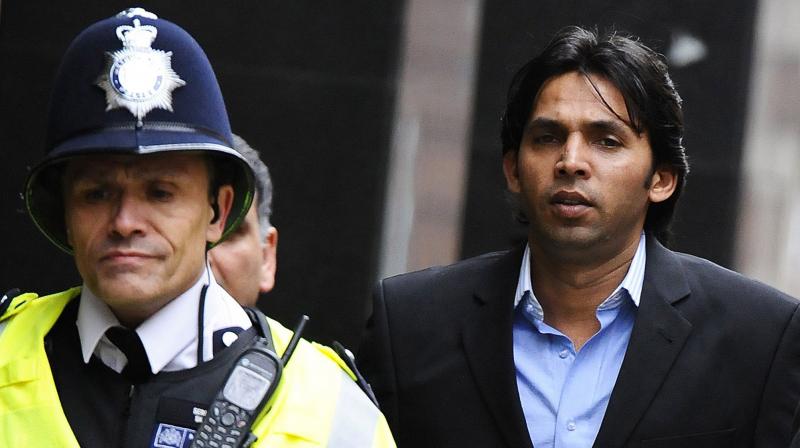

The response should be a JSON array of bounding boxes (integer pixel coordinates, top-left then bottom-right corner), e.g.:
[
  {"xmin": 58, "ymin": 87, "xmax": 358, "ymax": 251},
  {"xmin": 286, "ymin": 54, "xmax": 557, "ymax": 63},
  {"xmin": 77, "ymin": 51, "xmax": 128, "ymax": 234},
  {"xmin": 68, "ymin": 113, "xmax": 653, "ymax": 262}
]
[{"xmin": 0, "ymin": 288, "xmax": 395, "ymax": 448}]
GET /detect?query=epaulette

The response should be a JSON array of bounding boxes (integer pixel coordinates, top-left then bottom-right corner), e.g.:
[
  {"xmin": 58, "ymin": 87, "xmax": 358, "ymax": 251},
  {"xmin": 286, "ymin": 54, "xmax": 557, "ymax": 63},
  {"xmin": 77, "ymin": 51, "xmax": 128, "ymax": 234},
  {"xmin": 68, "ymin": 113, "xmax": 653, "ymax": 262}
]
[
  {"xmin": 332, "ymin": 341, "xmax": 379, "ymax": 407},
  {"xmin": 0, "ymin": 288, "xmax": 21, "ymax": 318},
  {"xmin": 243, "ymin": 306, "xmax": 276, "ymax": 354}
]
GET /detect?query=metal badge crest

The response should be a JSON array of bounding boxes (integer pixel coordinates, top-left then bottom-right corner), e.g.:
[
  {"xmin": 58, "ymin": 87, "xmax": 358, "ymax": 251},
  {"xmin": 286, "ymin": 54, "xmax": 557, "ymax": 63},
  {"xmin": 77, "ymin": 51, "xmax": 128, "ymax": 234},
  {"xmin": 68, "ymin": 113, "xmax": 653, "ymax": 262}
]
[{"xmin": 96, "ymin": 14, "xmax": 185, "ymax": 123}]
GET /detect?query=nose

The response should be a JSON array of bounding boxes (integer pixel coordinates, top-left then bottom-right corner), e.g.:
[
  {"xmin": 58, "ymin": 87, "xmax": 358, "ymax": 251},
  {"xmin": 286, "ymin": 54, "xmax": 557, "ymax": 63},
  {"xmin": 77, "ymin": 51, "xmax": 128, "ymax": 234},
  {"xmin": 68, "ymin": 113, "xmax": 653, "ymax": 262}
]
[
  {"xmin": 554, "ymin": 134, "xmax": 591, "ymax": 179},
  {"xmin": 109, "ymin": 193, "xmax": 147, "ymax": 239}
]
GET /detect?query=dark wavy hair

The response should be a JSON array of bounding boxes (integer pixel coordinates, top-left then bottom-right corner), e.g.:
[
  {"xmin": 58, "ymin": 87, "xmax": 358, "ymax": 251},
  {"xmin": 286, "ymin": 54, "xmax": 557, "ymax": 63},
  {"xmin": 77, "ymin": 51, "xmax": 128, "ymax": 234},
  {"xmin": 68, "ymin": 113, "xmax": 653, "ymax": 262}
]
[{"xmin": 501, "ymin": 26, "xmax": 689, "ymax": 243}]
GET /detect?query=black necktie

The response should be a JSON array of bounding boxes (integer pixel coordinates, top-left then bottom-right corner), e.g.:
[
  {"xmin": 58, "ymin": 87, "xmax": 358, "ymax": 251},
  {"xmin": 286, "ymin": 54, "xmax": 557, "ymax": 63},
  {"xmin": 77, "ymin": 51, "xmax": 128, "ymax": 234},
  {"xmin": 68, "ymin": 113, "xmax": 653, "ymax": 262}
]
[{"xmin": 105, "ymin": 326, "xmax": 153, "ymax": 384}]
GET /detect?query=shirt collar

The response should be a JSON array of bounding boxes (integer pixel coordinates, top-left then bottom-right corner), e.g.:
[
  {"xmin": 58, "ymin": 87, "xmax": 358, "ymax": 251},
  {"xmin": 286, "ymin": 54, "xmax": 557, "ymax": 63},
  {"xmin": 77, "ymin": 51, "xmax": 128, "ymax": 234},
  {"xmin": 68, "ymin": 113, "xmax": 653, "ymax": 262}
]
[
  {"xmin": 77, "ymin": 284, "xmax": 122, "ymax": 364},
  {"xmin": 77, "ymin": 264, "xmax": 251, "ymax": 374},
  {"xmin": 513, "ymin": 233, "xmax": 647, "ymax": 320},
  {"xmin": 136, "ymin": 270, "xmax": 209, "ymax": 373}
]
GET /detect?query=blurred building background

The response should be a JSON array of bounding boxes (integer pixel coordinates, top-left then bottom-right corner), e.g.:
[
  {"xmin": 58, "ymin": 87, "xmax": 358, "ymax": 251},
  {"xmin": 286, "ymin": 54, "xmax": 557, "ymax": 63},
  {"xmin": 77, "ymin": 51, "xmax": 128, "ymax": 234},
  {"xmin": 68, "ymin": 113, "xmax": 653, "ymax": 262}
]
[{"xmin": 0, "ymin": 0, "xmax": 797, "ymax": 348}]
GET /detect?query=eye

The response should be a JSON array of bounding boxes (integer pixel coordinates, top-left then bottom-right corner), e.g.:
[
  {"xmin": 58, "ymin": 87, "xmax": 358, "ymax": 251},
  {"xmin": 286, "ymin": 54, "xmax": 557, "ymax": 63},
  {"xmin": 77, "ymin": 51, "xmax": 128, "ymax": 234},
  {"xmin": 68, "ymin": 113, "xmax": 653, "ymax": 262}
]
[
  {"xmin": 148, "ymin": 185, "xmax": 174, "ymax": 201},
  {"xmin": 83, "ymin": 187, "xmax": 110, "ymax": 203},
  {"xmin": 597, "ymin": 137, "xmax": 622, "ymax": 148},
  {"xmin": 532, "ymin": 134, "xmax": 559, "ymax": 145}
]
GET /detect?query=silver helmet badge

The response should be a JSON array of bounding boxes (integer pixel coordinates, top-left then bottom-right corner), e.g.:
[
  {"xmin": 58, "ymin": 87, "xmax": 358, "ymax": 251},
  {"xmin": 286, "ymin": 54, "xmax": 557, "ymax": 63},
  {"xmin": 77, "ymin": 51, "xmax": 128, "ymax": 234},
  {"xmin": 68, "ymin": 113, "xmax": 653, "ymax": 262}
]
[{"xmin": 96, "ymin": 12, "xmax": 185, "ymax": 123}]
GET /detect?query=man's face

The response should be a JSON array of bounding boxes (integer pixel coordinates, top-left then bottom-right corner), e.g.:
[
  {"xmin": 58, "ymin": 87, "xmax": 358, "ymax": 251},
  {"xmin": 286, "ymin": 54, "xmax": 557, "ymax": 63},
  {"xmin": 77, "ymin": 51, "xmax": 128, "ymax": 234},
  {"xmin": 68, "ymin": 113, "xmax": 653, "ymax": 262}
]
[
  {"xmin": 503, "ymin": 71, "xmax": 676, "ymax": 258},
  {"xmin": 208, "ymin": 200, "xmax": 277, "ymax": 307},
  {"xmin": 64, "ymin": 152, "xmax": 230, "ymax": 325}
]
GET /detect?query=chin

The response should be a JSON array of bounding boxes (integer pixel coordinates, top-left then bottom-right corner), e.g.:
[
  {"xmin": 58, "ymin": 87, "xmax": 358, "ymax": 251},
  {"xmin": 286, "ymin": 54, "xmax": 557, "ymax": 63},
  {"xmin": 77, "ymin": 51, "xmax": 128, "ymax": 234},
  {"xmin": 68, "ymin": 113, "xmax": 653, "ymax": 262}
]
[
  {"xmin": 540, "ymin": 224, "xmax": 596, "ymax": 242},
  {"xmin": 93, "ymin": 276, "xmax": 164, "ymax": 305},
  {"xmin": 100, "ymin": 286, "xmax": 157, "ymax": 305}
]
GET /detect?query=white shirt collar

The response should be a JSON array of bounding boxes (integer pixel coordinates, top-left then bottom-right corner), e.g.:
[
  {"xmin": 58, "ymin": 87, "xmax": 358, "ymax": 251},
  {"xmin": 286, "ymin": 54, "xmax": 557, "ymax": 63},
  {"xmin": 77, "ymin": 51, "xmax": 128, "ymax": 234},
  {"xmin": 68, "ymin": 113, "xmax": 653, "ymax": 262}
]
[
  {"xmin": 77, "ymin": 285, "xmax": 122, "ymax": 366},
  {"xmin": 77, "ymin": 264, "xmax": 252, "ymax": 374},
  {"xmin": 513, "ymin": 233, "xmax": 647, "ymax": 320}
]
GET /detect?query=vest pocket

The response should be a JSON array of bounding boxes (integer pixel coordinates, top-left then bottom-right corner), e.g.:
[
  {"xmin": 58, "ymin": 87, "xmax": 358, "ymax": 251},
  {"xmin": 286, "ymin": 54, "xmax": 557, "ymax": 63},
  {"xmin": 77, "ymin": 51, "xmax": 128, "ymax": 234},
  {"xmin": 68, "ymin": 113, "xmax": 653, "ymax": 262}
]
[{"xmin": 0, "ymin": 357, "xmax": 38, "ymax": 388}]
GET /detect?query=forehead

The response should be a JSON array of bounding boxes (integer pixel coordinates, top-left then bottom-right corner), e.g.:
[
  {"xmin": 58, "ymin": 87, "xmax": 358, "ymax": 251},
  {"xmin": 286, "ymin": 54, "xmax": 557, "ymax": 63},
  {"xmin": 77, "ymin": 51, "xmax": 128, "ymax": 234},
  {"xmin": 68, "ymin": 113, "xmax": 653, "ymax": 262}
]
[
  {"xmin": 530, "ymin": 71, "xmax": 631, "ymax": 125},
  {"xmin": 64, "ymin": 152, "xmax": 209, "ymax": 183}
]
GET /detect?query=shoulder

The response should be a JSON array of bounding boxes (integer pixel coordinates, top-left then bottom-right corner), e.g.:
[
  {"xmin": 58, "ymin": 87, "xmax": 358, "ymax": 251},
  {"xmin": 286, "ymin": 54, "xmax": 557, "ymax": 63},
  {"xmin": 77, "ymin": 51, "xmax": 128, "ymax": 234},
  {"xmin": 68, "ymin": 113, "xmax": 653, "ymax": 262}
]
[
  {"xmin": 380, "ymin": 247, "xmax": 521, "ymax": 298},
  {"xmin": 1, "ymin": 291, "xmax": 38, "ymax": 323},
  {"xmin": 256, "ymin": 318, "xmax": 394, "ymax": 447},
  {"xmin": 265, "ymin": 316, "xmax": 354, "ymax": 378},
  {"xmin": 673, "ymin": 250, "xmax": 796, "ymax": 306},
  {"xmin": 369, "ymin": 247, "xmax": 522, "ymax": 325},
  {"xmin": 0, "ymin": 288, "xmax": 80, "ymax": 358},
  {"xmin": 656, "ymin": 248, "xmax": 800, "ymax": 328},
  {"xmin": 0, "ymin": 287, "xmax": 80, "ymax": 325}
]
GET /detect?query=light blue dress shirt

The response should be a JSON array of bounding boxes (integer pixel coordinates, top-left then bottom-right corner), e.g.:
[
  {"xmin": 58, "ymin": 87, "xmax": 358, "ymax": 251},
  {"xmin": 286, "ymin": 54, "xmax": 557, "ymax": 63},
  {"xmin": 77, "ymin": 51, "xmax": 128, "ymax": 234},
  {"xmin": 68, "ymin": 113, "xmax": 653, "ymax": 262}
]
[{"xmin": 513, "ymin": 234, "xmax": 646, "ymax": 448}]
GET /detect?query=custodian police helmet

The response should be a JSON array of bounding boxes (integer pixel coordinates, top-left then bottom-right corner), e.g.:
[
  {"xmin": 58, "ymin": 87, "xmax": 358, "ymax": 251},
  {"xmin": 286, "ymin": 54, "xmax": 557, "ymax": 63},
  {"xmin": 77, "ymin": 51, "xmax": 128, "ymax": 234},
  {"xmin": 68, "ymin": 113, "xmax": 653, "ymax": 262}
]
[{"xmin": 25, "ymin": 7, "xmax": 254, "ymax": 253}]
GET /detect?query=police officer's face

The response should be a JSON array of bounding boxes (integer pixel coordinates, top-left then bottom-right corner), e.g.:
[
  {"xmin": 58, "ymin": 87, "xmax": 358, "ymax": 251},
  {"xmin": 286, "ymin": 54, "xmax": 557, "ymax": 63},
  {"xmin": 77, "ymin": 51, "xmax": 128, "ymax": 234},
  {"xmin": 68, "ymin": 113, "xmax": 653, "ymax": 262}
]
[
  {"xmin": 503, "ymin": 71, "xmax": 677, "ymax": 261},
  {"xmin": 63, "ymin": 152, "xmax": 232, "ymax": 326},
  {"xmin": 208, "ymin": 201, "xmax": 277, "ymax": 307}
]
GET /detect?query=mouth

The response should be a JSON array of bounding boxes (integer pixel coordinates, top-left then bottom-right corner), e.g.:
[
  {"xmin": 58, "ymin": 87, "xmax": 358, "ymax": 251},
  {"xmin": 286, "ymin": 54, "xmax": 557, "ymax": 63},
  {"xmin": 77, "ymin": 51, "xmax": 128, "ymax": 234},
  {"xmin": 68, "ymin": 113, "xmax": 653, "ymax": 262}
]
[
  {"xmin": 100, "ymin": 251, "xmax": 155, "ymax": 263},
  {"xmin": 549, "ymin": 190, "xmax": 593, "ymax": 218}
]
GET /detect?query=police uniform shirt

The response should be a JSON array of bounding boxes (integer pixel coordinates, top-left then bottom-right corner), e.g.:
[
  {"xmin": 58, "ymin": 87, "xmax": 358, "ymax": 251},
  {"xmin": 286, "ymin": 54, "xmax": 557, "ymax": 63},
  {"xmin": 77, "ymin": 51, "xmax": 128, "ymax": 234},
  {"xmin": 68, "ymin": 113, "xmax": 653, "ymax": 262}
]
[{"xmin": 77, "ymin": 265, "xmax": 252, "ymax": 373}]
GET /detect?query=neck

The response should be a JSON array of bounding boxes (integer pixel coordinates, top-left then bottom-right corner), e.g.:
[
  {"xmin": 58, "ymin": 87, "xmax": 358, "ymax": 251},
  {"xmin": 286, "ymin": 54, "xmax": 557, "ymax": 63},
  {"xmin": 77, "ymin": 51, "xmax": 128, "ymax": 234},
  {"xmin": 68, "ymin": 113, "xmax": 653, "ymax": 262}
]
[
  {"xmin": 528, "ymin": 234, "xmax": 641, "ymax": 349},
  {"xmin": 104, "ymin": 265, "xmax": 210, "ymax": 329}
]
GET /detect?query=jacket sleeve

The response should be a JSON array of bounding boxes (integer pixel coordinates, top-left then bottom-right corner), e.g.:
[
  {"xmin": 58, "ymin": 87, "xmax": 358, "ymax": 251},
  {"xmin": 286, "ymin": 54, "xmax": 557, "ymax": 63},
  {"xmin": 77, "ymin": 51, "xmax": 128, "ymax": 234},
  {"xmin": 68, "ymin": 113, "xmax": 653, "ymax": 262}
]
[
  {"xmin": 357, "ymin": 279, "xmax": 401, "ymax": 433},
  {"xmin": 756, "ymin": 301, "xmax": 800, "ymax": 447}
]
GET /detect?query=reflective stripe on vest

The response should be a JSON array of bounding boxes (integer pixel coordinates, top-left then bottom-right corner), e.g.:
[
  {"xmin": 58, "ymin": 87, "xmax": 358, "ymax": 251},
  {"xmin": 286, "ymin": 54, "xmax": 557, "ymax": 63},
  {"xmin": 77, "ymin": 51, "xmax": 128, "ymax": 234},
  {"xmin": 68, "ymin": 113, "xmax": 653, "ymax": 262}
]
[{"xmin": 327, "ymin": 370, "xmax": 381, "ymax": 447}]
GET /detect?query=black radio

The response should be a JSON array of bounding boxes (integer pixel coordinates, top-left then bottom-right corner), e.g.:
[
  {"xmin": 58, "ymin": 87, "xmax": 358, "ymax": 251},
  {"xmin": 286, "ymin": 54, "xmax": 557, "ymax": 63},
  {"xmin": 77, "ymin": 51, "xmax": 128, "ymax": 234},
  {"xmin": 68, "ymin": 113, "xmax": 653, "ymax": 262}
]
[{"xmin": 190, "ymin": 313, "xmax": 308, "ymax": 448}]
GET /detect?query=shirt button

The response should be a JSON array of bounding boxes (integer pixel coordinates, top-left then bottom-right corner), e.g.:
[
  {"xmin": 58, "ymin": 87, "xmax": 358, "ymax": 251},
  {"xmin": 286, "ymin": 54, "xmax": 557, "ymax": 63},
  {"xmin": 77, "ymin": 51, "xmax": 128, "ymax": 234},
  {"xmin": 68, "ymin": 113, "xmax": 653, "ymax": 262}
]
[
  {"xmin": 567, "ymin": 421, "xmax": 577, "ymax": 431},
  {"xmin": 559, "ymin": 348, "xmax": 569, "ymax": 359}
]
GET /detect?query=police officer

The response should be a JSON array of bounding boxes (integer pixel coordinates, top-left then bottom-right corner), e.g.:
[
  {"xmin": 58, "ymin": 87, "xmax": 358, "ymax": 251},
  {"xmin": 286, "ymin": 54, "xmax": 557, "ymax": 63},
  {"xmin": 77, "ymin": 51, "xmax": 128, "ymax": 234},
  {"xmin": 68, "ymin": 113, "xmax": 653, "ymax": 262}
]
[
  {"xmin": 209, "ymin": 135, "xmax": 278, "ymax": 307},
  {"xmin": 0, "ymin": 8, "xmax": 395, "ymax": 448}
]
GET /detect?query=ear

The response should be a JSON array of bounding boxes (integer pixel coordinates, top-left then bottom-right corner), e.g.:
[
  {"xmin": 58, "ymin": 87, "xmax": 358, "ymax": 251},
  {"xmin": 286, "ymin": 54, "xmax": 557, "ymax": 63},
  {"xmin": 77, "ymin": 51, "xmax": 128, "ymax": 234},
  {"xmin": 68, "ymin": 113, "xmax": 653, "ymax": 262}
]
[
  {"xmin": 647, "ymin": 166, "xmax": 678, "ymax": 204},
  {"xmin": 502, "ymin": 150, "xmax": 521, "ymax": 193},
  {"xmin": 258, "ymin": 227, "xmax": 278, "ymax": 293},
  {"xmin": 206, "ymin": 185, "xmax": 234, "ymax": 244}
]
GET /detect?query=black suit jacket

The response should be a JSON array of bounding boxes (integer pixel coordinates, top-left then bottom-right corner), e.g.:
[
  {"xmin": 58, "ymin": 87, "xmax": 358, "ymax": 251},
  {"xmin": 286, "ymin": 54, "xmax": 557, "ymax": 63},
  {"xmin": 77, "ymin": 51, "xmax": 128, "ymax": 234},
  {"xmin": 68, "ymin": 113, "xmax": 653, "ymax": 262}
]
[{"xmin": 358, "ymin": 236, "xmax": 800, "ymax": 447}]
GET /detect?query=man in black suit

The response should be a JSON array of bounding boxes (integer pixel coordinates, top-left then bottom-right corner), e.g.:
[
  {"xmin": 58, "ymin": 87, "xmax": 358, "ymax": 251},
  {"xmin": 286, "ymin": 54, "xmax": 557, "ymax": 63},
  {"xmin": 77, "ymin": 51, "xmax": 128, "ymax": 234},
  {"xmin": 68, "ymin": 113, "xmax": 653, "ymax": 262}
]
[{"xmin": 358, "ymin": 26, "xmax": 800, "ymax": 447}]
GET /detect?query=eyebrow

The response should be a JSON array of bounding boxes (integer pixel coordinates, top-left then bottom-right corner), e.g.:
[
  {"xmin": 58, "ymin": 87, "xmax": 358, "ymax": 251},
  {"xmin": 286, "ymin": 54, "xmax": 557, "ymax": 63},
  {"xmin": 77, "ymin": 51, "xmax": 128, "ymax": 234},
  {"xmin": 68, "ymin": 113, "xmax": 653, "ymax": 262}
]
[
  {"xmin": 526, "ymin": 117, "xmax": 635, "ymax": 136},
  {"xmin": 585, "ymin": 119, "xmax": 632, "ymax": 136}
]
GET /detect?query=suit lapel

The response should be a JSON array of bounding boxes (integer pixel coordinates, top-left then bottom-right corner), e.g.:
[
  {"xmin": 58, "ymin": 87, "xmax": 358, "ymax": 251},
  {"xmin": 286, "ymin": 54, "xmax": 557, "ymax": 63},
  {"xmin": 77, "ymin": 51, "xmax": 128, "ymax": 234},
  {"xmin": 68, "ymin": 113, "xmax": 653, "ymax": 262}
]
[
  {"xmin": 594, "ymin": 237, "xmax": 693, "ymax": 447},
  {"xmin": 461, "ymin": 246, "xmax": 534, "ymax": 448}
]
